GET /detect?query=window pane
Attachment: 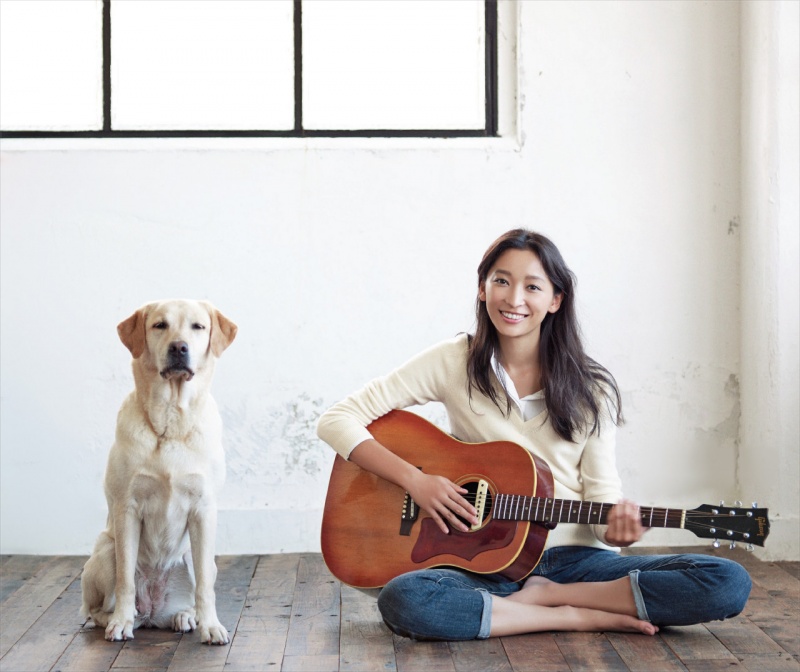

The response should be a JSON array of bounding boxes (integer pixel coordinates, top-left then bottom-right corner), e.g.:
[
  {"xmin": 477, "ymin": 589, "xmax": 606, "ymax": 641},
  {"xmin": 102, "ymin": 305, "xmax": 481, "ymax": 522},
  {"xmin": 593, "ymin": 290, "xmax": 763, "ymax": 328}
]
[
  {"xmin": 303, "ymin": 0, "xmax": 485, "ymax": 131},
  {"xmin": 111, "ymin": 0, "xmax": 294, "ymax": 130},
  {"xmin": 0, "ymin": 0, "xmax": 103, "ymax": 131}
]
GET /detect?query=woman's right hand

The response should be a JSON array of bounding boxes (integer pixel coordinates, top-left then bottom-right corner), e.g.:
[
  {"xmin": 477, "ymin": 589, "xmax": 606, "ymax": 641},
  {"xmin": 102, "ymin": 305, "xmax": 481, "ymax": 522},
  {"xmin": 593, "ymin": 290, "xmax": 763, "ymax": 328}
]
[
  {"xmin": 407, "ymin": 470, "xmax": 478, "ymax": 535},
  {"xmin": 348, "ymin": 438, "xmax": 478, "ymax": 535}
]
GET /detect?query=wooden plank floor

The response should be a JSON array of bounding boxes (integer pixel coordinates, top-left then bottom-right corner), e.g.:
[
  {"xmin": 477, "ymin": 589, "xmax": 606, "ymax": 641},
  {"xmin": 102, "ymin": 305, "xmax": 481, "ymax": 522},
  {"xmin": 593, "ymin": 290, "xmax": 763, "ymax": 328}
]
[{"xmin": 1, "ymin": 547, "xmax": 797, "ymax": 672}]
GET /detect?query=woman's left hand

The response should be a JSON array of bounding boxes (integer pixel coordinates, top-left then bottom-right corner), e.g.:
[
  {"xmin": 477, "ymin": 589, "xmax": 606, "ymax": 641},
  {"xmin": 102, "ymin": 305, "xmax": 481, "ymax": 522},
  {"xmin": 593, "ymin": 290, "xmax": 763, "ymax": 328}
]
[{"xmin": 605, "ymin": 498, "xmax": 648, "ymax": 547}]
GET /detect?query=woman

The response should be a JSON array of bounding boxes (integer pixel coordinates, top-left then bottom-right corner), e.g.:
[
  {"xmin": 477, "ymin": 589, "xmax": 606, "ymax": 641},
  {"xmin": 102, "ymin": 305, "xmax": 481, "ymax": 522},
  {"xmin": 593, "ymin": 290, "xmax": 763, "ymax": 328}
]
[{"xmin": 317, "ymin": 229, "xmax": 751, "ymax": 641}]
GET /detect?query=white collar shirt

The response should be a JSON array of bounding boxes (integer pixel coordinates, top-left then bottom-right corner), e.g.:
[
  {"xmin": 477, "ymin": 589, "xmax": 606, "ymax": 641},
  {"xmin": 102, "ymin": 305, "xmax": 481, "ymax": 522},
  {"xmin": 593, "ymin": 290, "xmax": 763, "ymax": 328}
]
[{"xmin": 490, "ymin": 354, "xmax": 547, "ymax": 422}]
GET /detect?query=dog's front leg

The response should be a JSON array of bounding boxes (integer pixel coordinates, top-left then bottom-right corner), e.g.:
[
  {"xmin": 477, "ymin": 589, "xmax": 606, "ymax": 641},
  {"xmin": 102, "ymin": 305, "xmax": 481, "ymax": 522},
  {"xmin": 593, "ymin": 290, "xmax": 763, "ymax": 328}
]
[
  {"xmin": 188, "ymin": 504, "xmax": 229, "ymax": 645},
  {"xmin": 105, "ymin": 507, "xmax": 140, "ymax": 641}
]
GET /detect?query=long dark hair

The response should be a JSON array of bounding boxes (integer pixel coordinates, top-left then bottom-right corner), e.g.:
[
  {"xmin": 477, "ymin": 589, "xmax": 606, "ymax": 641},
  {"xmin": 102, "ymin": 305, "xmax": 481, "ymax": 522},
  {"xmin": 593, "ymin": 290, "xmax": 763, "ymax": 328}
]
[{"xmin": 467, "ymin": 229, "xmax": 622, "ymax": 441}]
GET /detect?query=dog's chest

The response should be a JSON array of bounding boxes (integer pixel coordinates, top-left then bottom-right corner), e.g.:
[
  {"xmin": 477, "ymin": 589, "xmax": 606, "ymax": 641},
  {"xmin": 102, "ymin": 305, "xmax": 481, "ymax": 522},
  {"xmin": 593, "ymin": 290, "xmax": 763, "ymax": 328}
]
[
  {"xmin": 132, "ymin": 470, "xmax": 206, "ymax": 506},
  {"xmin": 130, "ymin": 448, "xmax": 215, "ymax": 514}
]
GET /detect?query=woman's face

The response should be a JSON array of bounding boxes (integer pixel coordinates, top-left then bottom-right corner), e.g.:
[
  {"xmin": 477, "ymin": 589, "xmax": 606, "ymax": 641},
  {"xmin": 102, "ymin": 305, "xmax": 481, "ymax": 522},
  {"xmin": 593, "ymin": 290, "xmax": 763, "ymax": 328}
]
[{"xmin": 479, "ymin": 248, "xmax": 562, "ymax": 348}]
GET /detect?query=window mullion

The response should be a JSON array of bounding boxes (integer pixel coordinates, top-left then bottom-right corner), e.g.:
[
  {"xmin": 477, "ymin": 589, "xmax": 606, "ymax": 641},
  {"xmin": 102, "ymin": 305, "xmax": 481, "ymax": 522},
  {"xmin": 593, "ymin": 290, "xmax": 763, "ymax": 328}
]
[
  {"xmin": 294, "ymin": 0, "xmax": 303, "ymax": 134},
  {"xmin": 103, "ymin": 0, "xmax": 111, "ymax": 132},
  {"xmin": 485, "ymin": 0, "xmax": 497, "ymax": 136}
]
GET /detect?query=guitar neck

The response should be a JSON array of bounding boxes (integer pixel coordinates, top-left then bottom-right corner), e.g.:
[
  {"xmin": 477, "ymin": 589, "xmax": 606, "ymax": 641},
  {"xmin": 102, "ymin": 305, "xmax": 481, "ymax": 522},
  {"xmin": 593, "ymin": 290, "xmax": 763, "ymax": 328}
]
[{"xmin": 493, "ymin": 494, "xmax": 685, "ymax": 529}]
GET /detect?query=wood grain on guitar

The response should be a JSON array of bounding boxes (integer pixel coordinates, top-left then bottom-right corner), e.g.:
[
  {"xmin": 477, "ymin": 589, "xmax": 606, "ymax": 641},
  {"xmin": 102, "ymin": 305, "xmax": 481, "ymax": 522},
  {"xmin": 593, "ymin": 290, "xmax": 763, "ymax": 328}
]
[{"xmin": 321, "ymin": 410, "xmax": 770, "ymax": 589}]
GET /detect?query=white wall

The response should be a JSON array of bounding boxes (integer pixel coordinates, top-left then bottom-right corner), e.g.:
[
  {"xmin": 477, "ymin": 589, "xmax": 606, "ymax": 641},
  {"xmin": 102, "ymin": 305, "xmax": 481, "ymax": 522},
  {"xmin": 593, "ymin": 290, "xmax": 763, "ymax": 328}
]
[
  {"xmin": 1, "ymin": 1, "xmax": 797, "ymax": 559},
  {"xmin": 739, "ymin": 0, "xmax": 800, "ymax": 561}
]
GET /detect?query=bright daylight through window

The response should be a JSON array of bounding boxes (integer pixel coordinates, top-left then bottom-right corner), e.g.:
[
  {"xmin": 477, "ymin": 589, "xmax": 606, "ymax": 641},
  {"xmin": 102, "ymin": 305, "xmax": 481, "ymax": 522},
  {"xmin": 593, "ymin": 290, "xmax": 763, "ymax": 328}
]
[{"xmin": 0, "ymin": 0, "xmax": 496, "ymax": 138}]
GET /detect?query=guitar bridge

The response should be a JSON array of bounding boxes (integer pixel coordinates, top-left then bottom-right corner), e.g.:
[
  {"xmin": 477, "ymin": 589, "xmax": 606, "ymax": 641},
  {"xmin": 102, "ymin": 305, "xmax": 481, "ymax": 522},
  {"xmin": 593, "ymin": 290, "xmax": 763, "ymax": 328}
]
[
  {"xmin": 400, "ymin": 491, "xmax": 420, "ymax": 536},
  {"xmin": 471, "ymin": 479, "xmax": 489, "ymax": 531}
]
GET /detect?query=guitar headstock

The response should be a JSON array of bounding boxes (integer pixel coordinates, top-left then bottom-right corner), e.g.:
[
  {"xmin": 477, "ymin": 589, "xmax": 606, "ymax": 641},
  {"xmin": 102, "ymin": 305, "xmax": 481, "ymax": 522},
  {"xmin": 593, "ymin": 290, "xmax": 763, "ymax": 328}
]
[{"xmin": 685, "ymin": 503, "xmax": 770, "ymax": 548}]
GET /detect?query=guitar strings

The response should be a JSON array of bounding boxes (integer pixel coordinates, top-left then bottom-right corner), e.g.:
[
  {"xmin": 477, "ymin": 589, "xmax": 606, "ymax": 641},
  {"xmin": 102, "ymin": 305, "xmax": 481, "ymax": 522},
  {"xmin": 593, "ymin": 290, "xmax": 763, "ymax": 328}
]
[
  {"xmin": 442, "ymin": 495, "xmax": 751, "ymax": 532},
  {"xmin": 453, "ymin": 494, "xmax": 751, "ymax": 519}
]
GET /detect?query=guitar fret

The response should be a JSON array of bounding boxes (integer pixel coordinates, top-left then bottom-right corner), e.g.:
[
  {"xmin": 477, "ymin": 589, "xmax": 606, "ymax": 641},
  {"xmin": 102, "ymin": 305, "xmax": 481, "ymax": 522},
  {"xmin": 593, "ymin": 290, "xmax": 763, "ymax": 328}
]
[{"xmin": 494, "ymin": 496, "xmax": 721, "ymax": 533}]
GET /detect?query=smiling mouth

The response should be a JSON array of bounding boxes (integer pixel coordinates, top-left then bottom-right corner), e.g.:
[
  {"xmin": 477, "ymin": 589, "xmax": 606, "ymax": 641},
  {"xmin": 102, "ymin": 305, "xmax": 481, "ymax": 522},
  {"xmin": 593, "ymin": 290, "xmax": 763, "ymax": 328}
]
[{"xmin": 500, "ymin": 311, "xmax": 528, "ymax": 322}]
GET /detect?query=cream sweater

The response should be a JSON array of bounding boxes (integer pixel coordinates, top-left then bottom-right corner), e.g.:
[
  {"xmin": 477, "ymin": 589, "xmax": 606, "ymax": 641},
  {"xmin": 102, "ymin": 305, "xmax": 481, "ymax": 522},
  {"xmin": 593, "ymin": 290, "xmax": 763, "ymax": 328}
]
[{"xmin": 317, "ymin": 334, "xmax": 622, "ymax": 551}]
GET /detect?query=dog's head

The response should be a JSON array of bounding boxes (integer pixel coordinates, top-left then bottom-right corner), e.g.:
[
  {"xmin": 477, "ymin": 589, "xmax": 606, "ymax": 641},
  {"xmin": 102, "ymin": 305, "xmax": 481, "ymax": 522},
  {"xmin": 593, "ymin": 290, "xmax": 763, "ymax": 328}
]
[{"xmin": 117, "ymin": 300, "xmax": 237, "ymax": 381}]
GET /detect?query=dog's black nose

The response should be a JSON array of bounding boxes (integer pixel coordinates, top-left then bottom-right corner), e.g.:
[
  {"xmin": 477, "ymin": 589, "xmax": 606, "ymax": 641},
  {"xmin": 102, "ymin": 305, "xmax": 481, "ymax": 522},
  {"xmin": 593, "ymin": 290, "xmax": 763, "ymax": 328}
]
[{"xmin": 169, "ymin": 341, "xmax": 189, "ymax": 359}]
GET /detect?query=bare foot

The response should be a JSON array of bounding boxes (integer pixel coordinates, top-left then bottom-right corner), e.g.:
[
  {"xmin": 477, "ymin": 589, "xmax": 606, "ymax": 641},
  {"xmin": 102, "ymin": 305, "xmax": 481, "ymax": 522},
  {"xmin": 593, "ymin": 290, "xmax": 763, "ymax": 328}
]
[
  {"xmin": 489, "ymin": 599, "xmax": 659, "ymax": 637},
  {"xmin": 563, "ymin": 605, "xmax": 659, "ymax": 635},
  {"xmin": 508, "ymin": 575, "xmax": 641, "ymax": 622}
]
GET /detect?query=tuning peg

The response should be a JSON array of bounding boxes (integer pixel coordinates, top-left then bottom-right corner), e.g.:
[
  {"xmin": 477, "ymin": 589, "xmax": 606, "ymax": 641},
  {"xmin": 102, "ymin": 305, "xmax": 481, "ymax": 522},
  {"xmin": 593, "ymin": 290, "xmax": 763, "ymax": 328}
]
[
  {"xmin": 712, "ymin": 539, "xmax": 720, "ymax": 548},
  {"xmin": 735, "ymin": 500, "xmax": 743, "ymax": 507},
  {"xmin": 752, "ymin": 502, "xmax": 758, "ymax": 508},
  {"xmin": 747, "ymin": 544, "xmax": 755, "ymax": 552},
  {"xmin": 729, "ymin": 541, "xmax": 736, "ymax": 549},
  {"xmin": 719, "ymin": 500, "xmax": 725, "ymax": 506},
  {"xmin": 726, "ymin": 530, "xmax": 734, "ymax": 537}
]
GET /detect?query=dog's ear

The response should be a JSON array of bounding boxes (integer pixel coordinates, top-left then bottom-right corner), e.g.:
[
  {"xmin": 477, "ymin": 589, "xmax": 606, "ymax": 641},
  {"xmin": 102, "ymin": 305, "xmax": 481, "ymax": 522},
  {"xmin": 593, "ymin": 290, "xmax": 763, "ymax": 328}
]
[
  {"xmin": 208, "ymin": 306, "xmax": 237, "ymax": 357},
  {"xmin": 117, "ymin": 308, "xmax": 147, "ymax": 358}
]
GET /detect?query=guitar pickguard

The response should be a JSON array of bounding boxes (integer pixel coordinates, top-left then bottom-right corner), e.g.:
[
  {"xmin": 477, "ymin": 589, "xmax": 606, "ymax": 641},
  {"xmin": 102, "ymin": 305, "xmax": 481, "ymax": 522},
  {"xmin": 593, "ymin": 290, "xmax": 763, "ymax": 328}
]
[{"xmin": 411, "ymin": 517, "xmax": 518, "ymax": 563}]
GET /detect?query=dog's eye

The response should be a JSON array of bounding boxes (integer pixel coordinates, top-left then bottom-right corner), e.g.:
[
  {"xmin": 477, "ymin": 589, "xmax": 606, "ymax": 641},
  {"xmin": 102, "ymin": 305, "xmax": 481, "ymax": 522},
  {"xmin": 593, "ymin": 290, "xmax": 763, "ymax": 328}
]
[
  {"xmin": 192, "ymin": 323, "xmax": 206, "ymax": 330},
  {"xmin": 152, "ymin": 321, "xmax": 168, "ymax": 330}
]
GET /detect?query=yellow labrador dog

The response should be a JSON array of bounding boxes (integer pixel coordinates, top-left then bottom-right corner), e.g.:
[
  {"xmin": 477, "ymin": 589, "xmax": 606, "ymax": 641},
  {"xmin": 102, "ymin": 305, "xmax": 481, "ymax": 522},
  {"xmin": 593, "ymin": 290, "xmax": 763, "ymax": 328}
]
[{"xmin": 81, "ymin": 300, "xmax": 237, "ymax": 645}]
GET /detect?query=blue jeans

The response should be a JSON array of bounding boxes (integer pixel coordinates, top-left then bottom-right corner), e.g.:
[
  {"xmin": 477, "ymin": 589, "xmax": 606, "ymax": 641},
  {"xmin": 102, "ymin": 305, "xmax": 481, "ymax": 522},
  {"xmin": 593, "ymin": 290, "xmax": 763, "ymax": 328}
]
[{"xmin": 377, "ymin": 547, "xmax": 752, "ymax": 641}]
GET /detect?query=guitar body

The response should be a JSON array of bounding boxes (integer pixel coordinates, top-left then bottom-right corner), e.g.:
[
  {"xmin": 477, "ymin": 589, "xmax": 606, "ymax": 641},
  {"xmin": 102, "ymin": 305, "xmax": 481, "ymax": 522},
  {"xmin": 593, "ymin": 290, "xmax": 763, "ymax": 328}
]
[{"xmin": 321, "ymin": 410, "xmax": 555, "ymax": 588}]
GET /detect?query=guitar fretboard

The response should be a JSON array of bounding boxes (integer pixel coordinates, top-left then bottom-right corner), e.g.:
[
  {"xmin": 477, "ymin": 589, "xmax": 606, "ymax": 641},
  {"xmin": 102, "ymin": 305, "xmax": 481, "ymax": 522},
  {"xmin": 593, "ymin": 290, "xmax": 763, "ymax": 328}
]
[{"xmin": 492, "ymin": 494, "xmax": 686, "ymax": 529}]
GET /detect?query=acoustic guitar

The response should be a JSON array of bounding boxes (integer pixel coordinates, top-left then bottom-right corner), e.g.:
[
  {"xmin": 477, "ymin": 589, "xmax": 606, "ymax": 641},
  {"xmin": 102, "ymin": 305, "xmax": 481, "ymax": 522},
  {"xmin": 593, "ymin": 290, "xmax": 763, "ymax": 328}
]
[{"xmin": 321, "ymin": 410, "xmax": 770, "ymax": 589}]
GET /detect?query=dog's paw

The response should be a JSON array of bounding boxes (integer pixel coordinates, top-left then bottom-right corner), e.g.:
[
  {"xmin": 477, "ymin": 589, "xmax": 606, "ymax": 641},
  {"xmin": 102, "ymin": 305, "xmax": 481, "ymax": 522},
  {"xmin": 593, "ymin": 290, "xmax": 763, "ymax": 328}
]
[
  {"xmin": 173, "ymin": 610, "xmax": 197, "ymax": 633},
  {"xmin": 105, "ymin": 617, "xmax": 134, "ymax": 641},
  {"xmin": 199, "ymin": 622, "xmax": 229, "ymax": 645}
]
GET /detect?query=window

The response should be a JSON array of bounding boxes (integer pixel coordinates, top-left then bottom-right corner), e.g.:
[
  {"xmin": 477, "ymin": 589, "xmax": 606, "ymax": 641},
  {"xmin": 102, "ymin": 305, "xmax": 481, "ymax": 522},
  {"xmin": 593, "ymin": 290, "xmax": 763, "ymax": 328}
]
[{"xmin": 0, "ymin": 0, "xmax": 497, "ymax": 138}]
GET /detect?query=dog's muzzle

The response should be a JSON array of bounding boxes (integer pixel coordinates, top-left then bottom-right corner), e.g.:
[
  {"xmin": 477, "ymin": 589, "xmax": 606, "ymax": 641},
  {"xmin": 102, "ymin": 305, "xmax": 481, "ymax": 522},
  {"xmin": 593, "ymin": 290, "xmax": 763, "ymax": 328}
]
[{"xmin": 160, "ymin": 341, "xmax": 195, "ymax": 381}]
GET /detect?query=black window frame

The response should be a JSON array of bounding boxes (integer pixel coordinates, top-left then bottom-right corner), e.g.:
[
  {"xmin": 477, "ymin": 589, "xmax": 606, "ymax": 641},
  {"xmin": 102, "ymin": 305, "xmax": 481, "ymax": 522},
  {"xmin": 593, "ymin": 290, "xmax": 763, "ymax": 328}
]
[{"xmin": 1, "ymin": 0, "xmax": 498, "ymax": 139}]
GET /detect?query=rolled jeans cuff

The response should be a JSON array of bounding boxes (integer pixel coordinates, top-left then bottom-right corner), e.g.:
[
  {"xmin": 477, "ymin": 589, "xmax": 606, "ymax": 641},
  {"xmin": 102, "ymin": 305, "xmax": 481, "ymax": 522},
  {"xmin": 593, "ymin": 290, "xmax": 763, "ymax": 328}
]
[
  {"xmin": 628, "ymin": 569, "xmax": 651, "ymax": 622},
  {"xmin": 477, "ymin": 590, "xmax": 492, "ymax": 639}
]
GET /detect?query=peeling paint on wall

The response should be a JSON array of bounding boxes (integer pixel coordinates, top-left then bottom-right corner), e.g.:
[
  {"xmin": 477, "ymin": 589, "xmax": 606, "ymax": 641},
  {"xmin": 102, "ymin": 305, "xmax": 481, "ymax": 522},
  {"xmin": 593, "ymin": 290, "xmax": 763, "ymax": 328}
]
[
  {"xmin": 219, "ymin": 393, "xmax": 331, "ymax": 510},
  {"xmin": 618, "ymin": 366, "xmax": 742, "ymax": 506}
]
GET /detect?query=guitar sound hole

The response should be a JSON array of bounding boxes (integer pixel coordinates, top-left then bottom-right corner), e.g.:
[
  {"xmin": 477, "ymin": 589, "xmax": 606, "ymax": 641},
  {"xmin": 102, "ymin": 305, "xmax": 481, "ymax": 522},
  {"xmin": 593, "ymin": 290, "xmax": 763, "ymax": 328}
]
[{"xmin": 454, "ymin": 480, "xmax": 494, "ymax": 530}]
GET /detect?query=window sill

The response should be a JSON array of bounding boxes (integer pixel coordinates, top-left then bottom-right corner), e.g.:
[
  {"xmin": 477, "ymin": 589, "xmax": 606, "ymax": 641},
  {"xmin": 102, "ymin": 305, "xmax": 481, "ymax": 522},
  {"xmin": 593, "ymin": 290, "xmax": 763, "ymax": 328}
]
[{"xmin": 0, "ymin": 134, "xmax": 522, "ymax": 153}]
